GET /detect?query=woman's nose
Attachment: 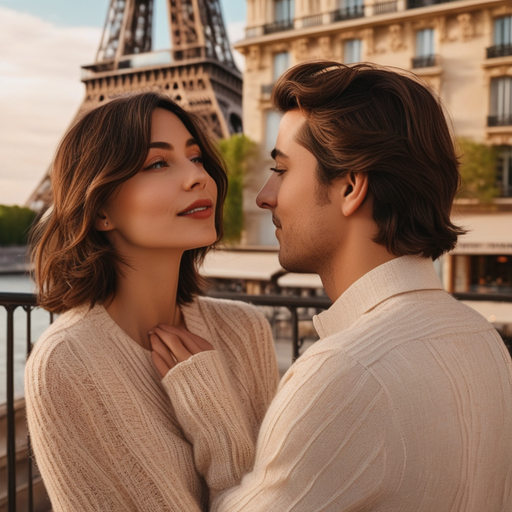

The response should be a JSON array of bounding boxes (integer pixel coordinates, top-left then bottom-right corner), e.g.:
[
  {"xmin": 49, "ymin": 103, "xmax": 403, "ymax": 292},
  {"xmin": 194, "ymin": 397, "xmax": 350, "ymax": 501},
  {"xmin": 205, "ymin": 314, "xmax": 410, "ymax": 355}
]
[
  {"xmin": 185, "ymin": 161, "xmax": 209, "ymax": 190},
  {"xmin": 256, "ymin": 174, "xmax": 278, "ymax": 210}
]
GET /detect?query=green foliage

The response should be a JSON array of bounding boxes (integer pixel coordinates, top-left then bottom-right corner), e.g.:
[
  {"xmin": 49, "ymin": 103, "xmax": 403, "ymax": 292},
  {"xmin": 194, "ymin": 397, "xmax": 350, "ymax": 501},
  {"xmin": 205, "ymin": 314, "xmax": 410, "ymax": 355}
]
[
  {"xmin": 457, "ymin": 138, "xmax": 500, "ymax": 203},
  {"xmin": 217, "ymin": 134, "xmax": 258, "ymax": 244},
  {"xmin": 0, "ymin": 205, "xmax": 37, "ymax": 246}
]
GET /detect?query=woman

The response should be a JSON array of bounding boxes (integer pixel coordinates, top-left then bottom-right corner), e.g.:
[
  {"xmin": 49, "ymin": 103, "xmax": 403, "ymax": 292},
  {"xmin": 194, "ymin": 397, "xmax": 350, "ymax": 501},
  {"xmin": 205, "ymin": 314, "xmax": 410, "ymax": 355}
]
[{"xmin": 25, "ymin": 92, "xmax": 279, "ymax": 511}]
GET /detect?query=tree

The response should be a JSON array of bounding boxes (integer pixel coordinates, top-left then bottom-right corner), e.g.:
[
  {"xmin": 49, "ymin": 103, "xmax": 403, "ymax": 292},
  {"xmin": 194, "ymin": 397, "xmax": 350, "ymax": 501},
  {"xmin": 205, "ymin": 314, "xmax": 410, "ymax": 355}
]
[
  {"xmin": 0, "ymin": 205, "xmax": 37, "ymax": 246},
  {"xmin": 217, "ymin": 134, "xmax": 258, "ymax": 244},
  {"xmin": 456, "ymin": 138, "xmax": 500, "ymax": 203}
]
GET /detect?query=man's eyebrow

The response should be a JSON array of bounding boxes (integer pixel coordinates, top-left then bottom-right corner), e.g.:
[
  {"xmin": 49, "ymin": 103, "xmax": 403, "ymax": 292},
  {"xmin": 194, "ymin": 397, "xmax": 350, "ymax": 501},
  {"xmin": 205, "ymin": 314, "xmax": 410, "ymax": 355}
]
[{"xmin": 270, "ymin": 148, "xmax": 288, "ymax": 160}]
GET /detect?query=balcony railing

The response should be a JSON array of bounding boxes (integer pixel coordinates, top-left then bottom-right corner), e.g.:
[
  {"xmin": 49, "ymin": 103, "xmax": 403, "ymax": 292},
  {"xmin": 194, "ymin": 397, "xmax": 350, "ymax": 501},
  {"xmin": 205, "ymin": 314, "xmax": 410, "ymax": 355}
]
[
  {"xmin": 301, "ymin": 13, "xmax": 324, "ymax": 28},
  {"xmin": 3, "ymin": 290, "xmax": 512, "ymax": 511},
  {"xmin": 374, "ymin": 0, "xmax": 398, "ymax": 14},
  {"xmin": 487, "ymin": 45, "xmax": 512, "ymax": 59},
  {"xmin": 488, "ymin": 115, "xmax": 512, "ymax": 127},
  {"xmin": 263, "ymin": 19, "xmax": 294, "ymax": 34},
  {"xmin": 331, "ymin": 5, "xmax": 365, "ymax": 22},
  {"xmin": 407, "ymin": 0, "xmax": 460, "ymax": 9},
  {"xmin": 412, "ymin": 54, "xmax": 437, "ymax": 68}
]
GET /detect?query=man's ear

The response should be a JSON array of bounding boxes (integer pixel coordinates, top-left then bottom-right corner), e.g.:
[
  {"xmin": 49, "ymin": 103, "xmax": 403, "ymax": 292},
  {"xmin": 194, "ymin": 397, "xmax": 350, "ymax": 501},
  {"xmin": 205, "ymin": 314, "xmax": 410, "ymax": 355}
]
[
  {"xmin": 95, "ymin": 211, "xmax": 114, "ymax": 232},
  {"xmin": 339, "ymin": 172, "xmax": 369, "ymax": 217}
]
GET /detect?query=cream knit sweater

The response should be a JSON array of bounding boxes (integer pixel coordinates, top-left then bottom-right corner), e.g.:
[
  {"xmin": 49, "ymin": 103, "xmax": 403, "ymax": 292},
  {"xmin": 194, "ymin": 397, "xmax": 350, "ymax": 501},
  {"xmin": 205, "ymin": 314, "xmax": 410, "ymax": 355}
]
[
  {"xmin": 25, "ymin": 297, "xmax": 279, "ymax": 511},
  {"xmin": 170, "ymin": 256, "xmax": 512, "ymax": 511}
]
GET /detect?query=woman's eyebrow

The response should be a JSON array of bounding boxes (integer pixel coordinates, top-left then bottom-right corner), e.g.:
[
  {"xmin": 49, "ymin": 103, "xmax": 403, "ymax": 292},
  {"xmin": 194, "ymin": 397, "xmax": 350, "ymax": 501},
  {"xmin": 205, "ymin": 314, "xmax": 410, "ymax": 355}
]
[
  {"xmin": 148, "ymin": 139, "xmax": 199, "ymax": 150},
  {"xmin": 149, "ymin": 141, "xmax": 173, "ymax": 150}
]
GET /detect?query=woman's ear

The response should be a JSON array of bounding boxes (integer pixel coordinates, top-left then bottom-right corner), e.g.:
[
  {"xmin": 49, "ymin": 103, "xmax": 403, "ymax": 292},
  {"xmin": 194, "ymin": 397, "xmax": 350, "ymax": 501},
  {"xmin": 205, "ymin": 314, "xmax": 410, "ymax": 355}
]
[
  {"xmin": 340, "ymin": 172, "xmax": 369, "ymax": 217},
  {"xmin": 95, "ymin": 211, "xmax": 114, "ymax": 232}
]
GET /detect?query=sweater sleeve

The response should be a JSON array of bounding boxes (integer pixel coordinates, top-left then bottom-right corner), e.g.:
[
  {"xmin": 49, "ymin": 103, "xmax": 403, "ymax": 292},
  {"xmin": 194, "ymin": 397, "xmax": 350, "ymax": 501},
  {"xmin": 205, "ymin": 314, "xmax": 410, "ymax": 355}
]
[
  {"xmin": 208, "ymin": 349, "xmax": 404, "ymax": 511},
  {"xmin": 25, "ymin": 341, "xmax": 203, "ymax": 512},
  {"xmin": 162, "ymin": 351, "xmax": 256, "ymax": 492}
]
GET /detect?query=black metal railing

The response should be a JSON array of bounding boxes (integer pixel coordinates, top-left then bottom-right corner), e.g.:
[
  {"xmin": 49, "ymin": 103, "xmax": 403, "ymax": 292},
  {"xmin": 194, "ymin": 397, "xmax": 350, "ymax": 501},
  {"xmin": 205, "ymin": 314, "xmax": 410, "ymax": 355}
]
[
  {"xmin": 488, "ymin": 115, "xmax": 512, "ymax": 127},
  {"xmin": 331, "ymin": 5, "xmax": 365, "ymax": 22},
  {"xmin": 412, "ymin": 54, "xmax": 437, "ymax": 68},
  {"xmin": 487, "ymin": 45, "xmax": 512, "ymax": 59},
  {"xmin": 3, "ymin": 290, "xmax": 512, "ymax": 511},
  {"xmin": 263, "ymin": 19, "xmax": 294, "ymax": 34},
  {"xmin": 374, "ymin": 0, "xmax": 397, "ymax": 14}
]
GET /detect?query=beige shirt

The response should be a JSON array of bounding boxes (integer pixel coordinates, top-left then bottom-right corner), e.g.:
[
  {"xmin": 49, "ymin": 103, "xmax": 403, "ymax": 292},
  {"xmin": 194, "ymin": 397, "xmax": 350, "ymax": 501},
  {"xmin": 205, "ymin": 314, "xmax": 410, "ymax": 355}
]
[
  {"xmin": 174, "ymin": 256, "xmax": 512, "ymax": 511},
  {"xmin": 25, "ymin": 297, "xmax": 279, "ymax": 511}
]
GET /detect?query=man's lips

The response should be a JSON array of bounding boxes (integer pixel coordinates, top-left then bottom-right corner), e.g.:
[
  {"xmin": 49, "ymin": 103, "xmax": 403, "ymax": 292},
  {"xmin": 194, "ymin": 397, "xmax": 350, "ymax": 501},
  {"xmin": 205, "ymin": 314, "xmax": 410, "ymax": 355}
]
[
  {"xmin": 178, "ymin": 199, "xmax": 213, "ymax": 216},
  {"xmin": 272, "ymin": 215, "xmax": 282, "ymax": 228}
]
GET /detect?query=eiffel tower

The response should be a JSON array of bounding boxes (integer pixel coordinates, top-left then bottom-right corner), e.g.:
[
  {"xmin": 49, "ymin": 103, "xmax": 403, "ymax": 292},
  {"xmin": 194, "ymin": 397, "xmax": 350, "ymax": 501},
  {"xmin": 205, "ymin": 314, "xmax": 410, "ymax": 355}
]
[{"xmin": 27, "ymin": 0, "xmax": 242, "ymax": 210}]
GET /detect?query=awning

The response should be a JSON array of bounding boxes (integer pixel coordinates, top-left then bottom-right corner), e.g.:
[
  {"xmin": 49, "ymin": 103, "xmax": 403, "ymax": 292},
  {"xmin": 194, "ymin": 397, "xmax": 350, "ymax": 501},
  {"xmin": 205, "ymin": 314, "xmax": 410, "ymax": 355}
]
[
  {"xmin": 451, "ymin": 213, "xmax": 512, "ymax": 255},
  {"xmin": 277, "ymin": 273, "xmax": 324, "ymax": 289},
  {"xmin": 200, "ymin": 250, "xmax": 283, "ymax": 280}
]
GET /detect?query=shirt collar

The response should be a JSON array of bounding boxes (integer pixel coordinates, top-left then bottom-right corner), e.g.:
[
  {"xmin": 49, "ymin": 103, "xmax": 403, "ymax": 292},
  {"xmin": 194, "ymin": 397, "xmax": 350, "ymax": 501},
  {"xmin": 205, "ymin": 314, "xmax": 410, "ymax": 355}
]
[{"xmin": 313, "ymin": 255, "xmax": 443, "ymax": 339}]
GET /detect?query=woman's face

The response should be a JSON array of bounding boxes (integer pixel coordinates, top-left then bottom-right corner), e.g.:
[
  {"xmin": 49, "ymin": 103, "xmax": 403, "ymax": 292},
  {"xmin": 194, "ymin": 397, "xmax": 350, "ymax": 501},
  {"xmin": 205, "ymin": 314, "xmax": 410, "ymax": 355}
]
[{"xmin": 100, "ymin": 108, "xmax": 218, "ymax": 253}]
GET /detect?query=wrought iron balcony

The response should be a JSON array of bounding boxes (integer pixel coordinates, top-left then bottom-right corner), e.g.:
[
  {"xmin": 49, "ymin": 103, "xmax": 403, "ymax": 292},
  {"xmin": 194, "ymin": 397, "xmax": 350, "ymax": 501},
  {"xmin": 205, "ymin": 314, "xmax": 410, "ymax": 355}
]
[
  {"xmin": 331, "ymin": 5, "xmax": 365, "ymax": 22},
  {"xmin": 487, "ymin": 45, "xmax": 512, "ymax": 59},
  {"xmin": 263, "ymin": 19, "xmax": 294, "ymax": 35},
  {"xmin": 412, "ymin": 54, "xmax": 437, "ymax": 68},
  {"xmin": 488, "ymin": 115, "xmax": 512, "ymax": 127}
]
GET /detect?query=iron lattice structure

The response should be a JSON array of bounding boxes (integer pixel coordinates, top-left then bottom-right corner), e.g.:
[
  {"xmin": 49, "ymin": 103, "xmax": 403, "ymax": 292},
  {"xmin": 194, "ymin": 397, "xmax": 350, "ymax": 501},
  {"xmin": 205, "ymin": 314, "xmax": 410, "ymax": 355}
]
[{"xmin": 28, "ymin": 0, "xmax": 242, "ymax": 210}]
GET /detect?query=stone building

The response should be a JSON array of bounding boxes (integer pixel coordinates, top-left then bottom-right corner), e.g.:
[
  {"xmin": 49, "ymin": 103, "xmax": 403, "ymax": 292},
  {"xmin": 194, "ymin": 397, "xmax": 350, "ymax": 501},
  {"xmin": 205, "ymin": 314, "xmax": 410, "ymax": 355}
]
[{"xmin": 234, "ymin": 0, "xmax": 512, "ymax": 303}]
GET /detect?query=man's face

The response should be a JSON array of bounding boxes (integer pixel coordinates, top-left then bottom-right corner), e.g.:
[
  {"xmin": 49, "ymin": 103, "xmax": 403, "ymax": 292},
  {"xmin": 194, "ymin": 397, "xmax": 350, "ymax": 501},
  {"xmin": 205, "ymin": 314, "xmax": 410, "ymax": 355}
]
[{"xmin": 256, "ymin": 110, "xmax": 345, "ymax": 274}]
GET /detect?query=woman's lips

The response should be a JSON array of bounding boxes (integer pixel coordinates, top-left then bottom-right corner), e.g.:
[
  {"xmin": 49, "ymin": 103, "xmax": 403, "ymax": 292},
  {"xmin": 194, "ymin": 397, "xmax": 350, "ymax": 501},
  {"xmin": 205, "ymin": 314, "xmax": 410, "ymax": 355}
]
[{"xmin": 178, "ymin": 199, "xmax": 213, "ymax": 219}]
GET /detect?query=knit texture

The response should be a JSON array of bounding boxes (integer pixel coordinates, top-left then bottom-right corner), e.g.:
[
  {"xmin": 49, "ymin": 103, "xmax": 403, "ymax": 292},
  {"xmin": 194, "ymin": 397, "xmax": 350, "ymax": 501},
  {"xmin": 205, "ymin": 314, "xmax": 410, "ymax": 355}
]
[
  {"xmin": 25, "ymin": 297, "xmax": 279, "ymax": 512},
  {"xmin": 179, "ymin": 256, "xmax": 512, "ymax": 511}
]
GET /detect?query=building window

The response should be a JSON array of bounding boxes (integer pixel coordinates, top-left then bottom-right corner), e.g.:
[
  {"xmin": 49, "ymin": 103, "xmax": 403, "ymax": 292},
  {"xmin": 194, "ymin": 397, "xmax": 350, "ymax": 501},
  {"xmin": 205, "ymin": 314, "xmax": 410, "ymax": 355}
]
[
  {"xmin": 264, "ymin": 0, "xmax": 294, "ymax": 33},
  {"xmin": 344, "ymin": 39, "xmax": 362, "ymax": 64},
  {"xmin": 468, "ymin": 255, "xmax": 512, "ymax": 294},
  {"xmin": 489, "ymin": 77, "xmax": 512, "ymax": 126},
  {"xmin": 265, "ymin": 110, "xmax": 282, "ymax": 151},
  {"xmin": 273, "ymin": 52, "xmax": 290, "ymax": 81},
  {"xmin": 412, "ymin": 28, "xmax": 435, "ymax": 68},
  {"xmin": 497, "ymin": 146, "xmax": 512, "ymax": 197},
  {"xmin": 333, "ymin": 0, "xmax": 364, "ymax": 21},
  {"xmin": 488, "ymin": 16, "xmax": 512, "ymax": 58},
  {"xmin": 275, "ymin": 0, "xmax": 295, "ymax": 22}
]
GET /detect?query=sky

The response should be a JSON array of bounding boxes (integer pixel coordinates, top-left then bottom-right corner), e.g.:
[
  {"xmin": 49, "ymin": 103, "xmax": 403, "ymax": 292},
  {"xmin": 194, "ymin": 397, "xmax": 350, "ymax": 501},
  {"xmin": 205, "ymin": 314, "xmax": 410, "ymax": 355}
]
[{"xmin": 0, "ymin": 0, "xmax": 246, "ymax": 206}]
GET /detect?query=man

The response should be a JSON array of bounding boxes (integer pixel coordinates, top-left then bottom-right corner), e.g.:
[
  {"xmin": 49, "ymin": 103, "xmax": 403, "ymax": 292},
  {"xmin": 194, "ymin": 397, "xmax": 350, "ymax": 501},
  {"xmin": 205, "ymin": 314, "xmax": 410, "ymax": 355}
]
[{"xmin": 152, "ymin": 61, "xmax": 512, "ymax": 510}]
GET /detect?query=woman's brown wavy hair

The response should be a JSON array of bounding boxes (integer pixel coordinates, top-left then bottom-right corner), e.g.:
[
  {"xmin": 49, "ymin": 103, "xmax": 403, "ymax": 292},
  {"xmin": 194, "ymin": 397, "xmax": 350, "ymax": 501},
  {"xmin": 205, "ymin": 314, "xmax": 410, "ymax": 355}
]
[
  {"xmin": 30, "ymin": 92, "xmax": 227, "ymax": 313},
  {"xmin": 272, "ymin": 61, "xmax": 465, "ymax": 260}
]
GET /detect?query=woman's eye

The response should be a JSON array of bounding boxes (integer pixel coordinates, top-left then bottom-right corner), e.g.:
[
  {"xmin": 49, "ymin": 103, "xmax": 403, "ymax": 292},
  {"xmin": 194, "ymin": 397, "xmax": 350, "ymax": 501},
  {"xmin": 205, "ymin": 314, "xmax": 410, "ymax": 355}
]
[
  {"xmin": 270, "ymin": 167, "xmax": 286, "ymax": 176},
  {"xmin": 143, "ymin": 160, "xmax": 168, "ymax": 171},
  {"xmin": 191, "ymin": 156, "xmax": 204, "ymax": 164}
]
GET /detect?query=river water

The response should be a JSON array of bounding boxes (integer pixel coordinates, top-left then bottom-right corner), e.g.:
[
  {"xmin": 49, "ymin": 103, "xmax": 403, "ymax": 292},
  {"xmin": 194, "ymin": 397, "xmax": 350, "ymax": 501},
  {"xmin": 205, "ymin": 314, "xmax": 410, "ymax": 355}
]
[{"xmin": 0, "ymin": 274, "xmax": 52, "ymax": 404}]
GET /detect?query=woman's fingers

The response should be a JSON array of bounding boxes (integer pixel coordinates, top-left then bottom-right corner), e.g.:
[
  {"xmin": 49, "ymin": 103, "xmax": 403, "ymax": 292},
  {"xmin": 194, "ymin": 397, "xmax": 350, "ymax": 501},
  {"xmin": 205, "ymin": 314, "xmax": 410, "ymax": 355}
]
[
  {"xmin": 151, "ymin": 326, "xmax": 194, "ymax": 362},
  {"xmin": 151, "ymin": 349, "xmax": 171, "ymax": 379},
  {"xmin": 149, "ymin": 333, "xmax": 177, "ymax": 370},
  {"xmin": 156, "ymin": 325, "xmax": 214, "ymax": 354}
]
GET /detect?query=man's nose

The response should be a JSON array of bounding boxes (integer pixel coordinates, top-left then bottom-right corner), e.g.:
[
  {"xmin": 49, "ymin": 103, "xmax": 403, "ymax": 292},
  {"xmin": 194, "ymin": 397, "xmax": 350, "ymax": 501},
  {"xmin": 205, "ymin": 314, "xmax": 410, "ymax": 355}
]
[{"xmin": 256, "ymin": 174, "xmax": 278, "ymax": 210}]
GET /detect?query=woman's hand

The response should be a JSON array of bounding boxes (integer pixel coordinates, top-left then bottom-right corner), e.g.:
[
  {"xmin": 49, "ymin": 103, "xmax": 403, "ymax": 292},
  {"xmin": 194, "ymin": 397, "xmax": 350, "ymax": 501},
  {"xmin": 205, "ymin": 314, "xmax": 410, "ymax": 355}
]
[{"xmin": 149, "ymin": 325, "xmax": 214, "ymax": 378}]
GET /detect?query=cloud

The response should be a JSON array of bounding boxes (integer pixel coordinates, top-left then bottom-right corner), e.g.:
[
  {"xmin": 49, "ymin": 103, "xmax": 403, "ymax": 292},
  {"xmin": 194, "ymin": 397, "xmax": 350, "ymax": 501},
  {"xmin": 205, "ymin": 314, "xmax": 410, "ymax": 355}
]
[{"xmin": 0, "ymin": 7, "xmax": 100, "ymax": 205}]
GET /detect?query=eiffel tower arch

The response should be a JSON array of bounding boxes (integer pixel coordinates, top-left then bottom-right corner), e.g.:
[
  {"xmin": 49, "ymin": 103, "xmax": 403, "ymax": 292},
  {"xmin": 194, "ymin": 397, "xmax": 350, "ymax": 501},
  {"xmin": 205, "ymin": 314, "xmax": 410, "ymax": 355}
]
[{"xmin": 27, "ymin": 0, "xmax": 242, "ymax": 210}]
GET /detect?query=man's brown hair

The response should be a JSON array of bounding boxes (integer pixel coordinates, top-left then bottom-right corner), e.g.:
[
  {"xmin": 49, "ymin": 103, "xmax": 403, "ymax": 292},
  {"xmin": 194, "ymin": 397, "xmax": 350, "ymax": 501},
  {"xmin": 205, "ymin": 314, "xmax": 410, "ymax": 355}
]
[
  {"xmin": 272, "ymin": 61, "xmax": 465, "ymax": 260},
  {"xmin": 30, "ymin": 92, "xmax": 227, "ymax": 313}
]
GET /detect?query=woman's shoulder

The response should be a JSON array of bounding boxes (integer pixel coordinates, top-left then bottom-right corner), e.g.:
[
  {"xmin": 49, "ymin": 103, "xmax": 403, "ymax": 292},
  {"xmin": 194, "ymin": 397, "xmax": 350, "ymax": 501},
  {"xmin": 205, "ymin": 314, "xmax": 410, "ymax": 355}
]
[{"xmin": 26, "ymin": 305, "xmax": 106, "ymax": 380}]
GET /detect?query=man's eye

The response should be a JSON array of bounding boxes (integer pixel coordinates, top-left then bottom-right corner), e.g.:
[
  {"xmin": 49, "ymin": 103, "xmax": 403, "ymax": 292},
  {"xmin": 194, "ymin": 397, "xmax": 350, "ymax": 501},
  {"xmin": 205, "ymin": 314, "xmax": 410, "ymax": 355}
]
[{"xmin": 270, "ymin": 167, "xmax": 286, "ymax": 176}]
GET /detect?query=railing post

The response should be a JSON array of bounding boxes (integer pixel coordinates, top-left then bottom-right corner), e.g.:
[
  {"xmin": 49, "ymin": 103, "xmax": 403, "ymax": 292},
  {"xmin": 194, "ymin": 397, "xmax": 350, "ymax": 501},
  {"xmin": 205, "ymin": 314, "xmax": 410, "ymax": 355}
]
[
  {"xmin": 6, "ymin": 304, "xmax": 17, "ymax": 512},
  {"xmin": 24, "ymin": 305, "xmax": 34, "ymax": 512},
  {"xmin": 291, "ymin": 307, "xmax": 300, "ymax": 362}
]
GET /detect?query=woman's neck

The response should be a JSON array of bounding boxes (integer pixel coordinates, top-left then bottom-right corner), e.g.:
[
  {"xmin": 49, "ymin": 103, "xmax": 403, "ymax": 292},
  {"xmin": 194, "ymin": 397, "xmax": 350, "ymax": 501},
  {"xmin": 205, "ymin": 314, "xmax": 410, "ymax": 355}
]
[{"xmin": 104, "ymin": 248, "xmax": 185, "ymax": 351}]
